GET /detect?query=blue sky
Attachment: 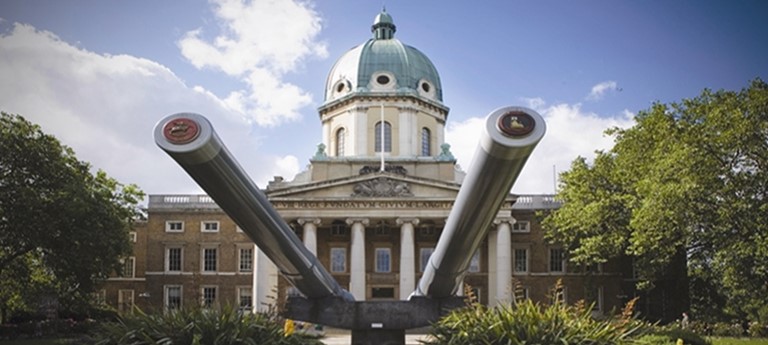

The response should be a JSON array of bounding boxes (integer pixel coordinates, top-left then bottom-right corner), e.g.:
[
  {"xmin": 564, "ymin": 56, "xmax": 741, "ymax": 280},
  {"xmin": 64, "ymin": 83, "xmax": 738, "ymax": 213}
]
[{"xmin": 1, "ymin": 1, "xmax": 766, "ymax": 197}]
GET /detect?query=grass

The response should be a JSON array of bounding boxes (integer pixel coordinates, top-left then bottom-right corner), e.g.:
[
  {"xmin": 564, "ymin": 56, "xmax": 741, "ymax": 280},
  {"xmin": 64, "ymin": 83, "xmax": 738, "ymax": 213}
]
[
  {"xmin": 710, "ymin": 338, "xmax": 768, "ymax": 345},
  {"xmin": 0, "ymin": 339, "xmax": 80, "ymax": 345}
]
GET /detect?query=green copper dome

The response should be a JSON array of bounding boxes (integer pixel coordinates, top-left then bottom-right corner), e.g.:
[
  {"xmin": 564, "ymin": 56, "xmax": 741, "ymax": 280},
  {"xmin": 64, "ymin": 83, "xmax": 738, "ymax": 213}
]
[{"xmin": 323, "ymin": 9, "xmax": 444, "ymax": 105}]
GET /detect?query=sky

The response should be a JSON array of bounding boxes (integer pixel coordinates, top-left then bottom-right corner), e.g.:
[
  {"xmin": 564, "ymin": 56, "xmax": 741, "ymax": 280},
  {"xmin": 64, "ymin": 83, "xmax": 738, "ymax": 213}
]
[{"xmin": 1, "ymin": 1, "xmax": 767, "ymax": 201}]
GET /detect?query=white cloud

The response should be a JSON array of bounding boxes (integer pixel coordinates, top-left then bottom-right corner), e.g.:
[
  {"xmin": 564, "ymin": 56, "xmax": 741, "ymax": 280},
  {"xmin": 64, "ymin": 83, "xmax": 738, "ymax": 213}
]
[
  {"xmin": 445, "ymin": 100, "xmax": 634, "ymax": 194},
  {"xmin": 587, "ymin": 80, "xmax": 618, "ymax": 100},
  {"xmin": 178, "ymin": 0, "xmax": 327, "ymax": 127},
  {"xmin": 0, "ymin": 23, "xmax": 301, "ymax": 198}
]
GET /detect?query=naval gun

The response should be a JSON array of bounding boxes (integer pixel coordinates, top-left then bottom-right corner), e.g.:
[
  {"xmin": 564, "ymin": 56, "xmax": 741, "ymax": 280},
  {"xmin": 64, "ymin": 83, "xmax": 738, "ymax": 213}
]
[
  {"xmin": 414, "ymin": 106, "xmax": 546, "ymax": 298},
  {"xmin": 154, "ymin": 105, "xmax": 545, "ymax": 345}
]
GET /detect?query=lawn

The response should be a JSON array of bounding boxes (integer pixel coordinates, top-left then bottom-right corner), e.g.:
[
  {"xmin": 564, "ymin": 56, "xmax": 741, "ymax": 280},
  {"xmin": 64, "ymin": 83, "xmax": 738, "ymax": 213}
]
[
  {"xmin": 710, "ymin": 338, "xmax": 768, "ymax": 345},
  {"xmin": 0, "ymin": 339, "xmax": 80, "ymax": 345}
]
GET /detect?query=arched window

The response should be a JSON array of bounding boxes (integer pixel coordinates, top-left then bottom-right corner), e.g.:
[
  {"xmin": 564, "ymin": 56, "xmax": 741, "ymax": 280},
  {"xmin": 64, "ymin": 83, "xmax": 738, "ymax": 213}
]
[
  {"xmin": 375, "ymin": 121, "xmax": 392, "ymax": 153},
  {"xmin": 421, "ymin": 127, "xmax": 431, "ymax": 156},
  {"xmin": 335, "ymin": 128, "xmax": 345, "ymax": 156}
]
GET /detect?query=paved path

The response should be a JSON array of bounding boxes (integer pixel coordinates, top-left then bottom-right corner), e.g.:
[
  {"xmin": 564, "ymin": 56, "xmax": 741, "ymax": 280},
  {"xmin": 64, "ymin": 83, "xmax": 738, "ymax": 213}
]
[{"xmin": 321, "ymin": 333, "xmax": 429, "ymax": 345}]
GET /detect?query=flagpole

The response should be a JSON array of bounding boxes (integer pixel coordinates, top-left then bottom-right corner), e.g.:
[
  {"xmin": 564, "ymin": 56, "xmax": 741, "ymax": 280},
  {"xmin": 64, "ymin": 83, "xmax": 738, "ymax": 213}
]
[{"xmin": 380, "ymin": 103, "xmax": 385, "ymax": 172}]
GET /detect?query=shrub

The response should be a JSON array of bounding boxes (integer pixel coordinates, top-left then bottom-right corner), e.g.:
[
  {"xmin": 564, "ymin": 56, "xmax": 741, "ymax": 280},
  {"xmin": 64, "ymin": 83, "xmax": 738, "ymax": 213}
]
[
  {"xmin": 91, "ymin": 305, "xmax": 321, "ymax": 345},
  {"xmin": 635, "ymin": 334, "xmax": 677, "ymax": 344},
  {"xmin": 748, "ymin": 321, "xmax": 768, "ymax": 338},
  {"xmin": 650, "ymin": 326, "xmax": 711, "ymax": 345},
  {"xmin": 425, "ymin": 298, "xmax": 643, "ymax": 345},
  {"xmin": 711, "ymin": 322, "xmax": 744, "ymax": 337}
]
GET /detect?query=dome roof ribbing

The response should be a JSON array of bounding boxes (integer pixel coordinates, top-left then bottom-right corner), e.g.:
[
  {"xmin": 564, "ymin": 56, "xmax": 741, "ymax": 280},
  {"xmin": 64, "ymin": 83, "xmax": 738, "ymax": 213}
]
[{"xmin": 323, "ymin": 9, "xmax": 444, "ymax": 104}]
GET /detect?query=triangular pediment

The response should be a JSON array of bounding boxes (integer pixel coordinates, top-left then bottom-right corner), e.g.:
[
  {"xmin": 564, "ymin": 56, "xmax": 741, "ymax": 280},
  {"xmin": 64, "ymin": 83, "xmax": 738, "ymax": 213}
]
[{"xmin": 266, "ymin": 172, "xmax": 460, "ymax": 200}]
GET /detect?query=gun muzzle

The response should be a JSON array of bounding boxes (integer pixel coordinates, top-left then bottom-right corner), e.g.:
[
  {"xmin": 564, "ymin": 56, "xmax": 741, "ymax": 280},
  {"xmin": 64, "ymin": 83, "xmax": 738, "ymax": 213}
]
[
  {"xmin": 154, "ymin": 113, "xmax": 353, "ymax": 301},
  {"xmin": 414, "ymin": 106, "xmax": 546, "ymax": 298}
]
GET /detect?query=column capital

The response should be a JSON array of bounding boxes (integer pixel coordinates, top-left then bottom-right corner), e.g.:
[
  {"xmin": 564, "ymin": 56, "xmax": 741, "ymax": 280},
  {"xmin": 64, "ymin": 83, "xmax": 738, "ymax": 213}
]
[
  {"xmin": 346, "ymin": 218, "xmax": 370, "ymax": 226},
  {"xmin": 493, "ymin": 217, "xmax": 517, "ymax": 226},
  {"xmin": 396, "ymin": 218, "xmax": 420, "ymax": 226},
  {"xmin": 296, "ymin": 218, "xmax": 321, "ymax": 226}
]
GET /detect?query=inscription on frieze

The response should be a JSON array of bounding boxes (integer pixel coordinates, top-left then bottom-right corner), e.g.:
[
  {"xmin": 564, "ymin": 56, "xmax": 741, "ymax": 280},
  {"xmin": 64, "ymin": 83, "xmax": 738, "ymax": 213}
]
[
  {"xmin": 359, "ymin": 165, "xmax": 408, "ymax": 175},
  {"xmin": 271, "ymin": 200, "xmax": 453, "ymax": 209}
]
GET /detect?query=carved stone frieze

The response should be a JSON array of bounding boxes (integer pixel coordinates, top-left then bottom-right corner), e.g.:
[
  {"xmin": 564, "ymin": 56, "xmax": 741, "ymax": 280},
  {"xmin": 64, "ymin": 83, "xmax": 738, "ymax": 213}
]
[{"xmin": 352, "ymin": 177, "xmax": 414, "ymax": 197}]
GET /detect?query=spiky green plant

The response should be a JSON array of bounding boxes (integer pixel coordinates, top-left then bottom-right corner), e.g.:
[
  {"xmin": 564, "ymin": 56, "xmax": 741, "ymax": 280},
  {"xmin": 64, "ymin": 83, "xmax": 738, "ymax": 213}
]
[
  {"xmin": 426, "ymin": 298, "xmax": 644, "ymax": 345},
  {"xmin": 91, "ymin": 305, "xmax": 321, "ymax": 345}
]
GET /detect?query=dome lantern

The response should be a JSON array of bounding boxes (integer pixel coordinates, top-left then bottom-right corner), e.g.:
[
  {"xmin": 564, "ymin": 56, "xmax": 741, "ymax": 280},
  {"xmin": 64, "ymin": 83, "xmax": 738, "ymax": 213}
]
[{"xmin": 372, "ymin": 8, "xmax": 396, "ymax": 40}]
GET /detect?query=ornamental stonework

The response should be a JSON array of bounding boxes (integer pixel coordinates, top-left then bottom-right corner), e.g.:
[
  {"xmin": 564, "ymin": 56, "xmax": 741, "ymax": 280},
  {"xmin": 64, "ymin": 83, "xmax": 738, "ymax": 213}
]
[{"xmin": 351, "ymin": 177, "xmax": 413, "ymax": 197}]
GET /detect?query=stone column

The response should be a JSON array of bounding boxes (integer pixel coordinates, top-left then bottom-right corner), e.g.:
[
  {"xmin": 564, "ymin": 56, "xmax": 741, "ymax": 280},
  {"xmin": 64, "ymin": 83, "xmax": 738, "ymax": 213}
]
[
  {"xmin": 297, "ymin": 218, "xmax": 321, "ymax": 256},
  {"xmin": 494, "ymin": 218, "xmax": 515, "ymax": 305},
  {"xmin": 396, "ymin": 218, "xmax": 419, "ymax": 300},
  {"xmin": 487, "ymin": 228, "xmax": 498, "ymax": 307},
  {"xmin": 347, "ymin": 218, "xmax": 369, "ymax": 300},
  {"xmin": 253, "ymin": 245, "xmax": 277, "ymax": 313}
]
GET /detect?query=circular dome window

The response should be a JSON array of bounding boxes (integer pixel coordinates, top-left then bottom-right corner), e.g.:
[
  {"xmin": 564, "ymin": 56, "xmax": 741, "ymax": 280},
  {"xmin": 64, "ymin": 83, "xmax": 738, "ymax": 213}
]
[
  {"xmin": 421, "ymin": 82, "xmax": 430, "ymax": 92},
  {"xmin": 336, "ymin": 83, "xmax": 346, "ymax": 93},
  {"xmin": 376, "ymin": 75, "xmax": 391, "ymax": 85}
]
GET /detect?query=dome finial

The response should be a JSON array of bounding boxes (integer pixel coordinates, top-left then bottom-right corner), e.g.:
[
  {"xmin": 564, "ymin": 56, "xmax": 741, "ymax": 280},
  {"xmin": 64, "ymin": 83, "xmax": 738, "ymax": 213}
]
[{"xmin": 372, "ymin": 8, "xmax": 396, "ymax": 40}]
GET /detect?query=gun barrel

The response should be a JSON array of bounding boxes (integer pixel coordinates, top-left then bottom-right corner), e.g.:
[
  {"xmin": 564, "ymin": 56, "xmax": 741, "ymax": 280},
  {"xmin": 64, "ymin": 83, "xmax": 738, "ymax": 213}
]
[
  {"xmin": 154, "ymin": 113, "xmax": 353, "ymax": 301},
  {"xmin": 414, "ymin": 106, "xmax": 546, "ymax": 298}
]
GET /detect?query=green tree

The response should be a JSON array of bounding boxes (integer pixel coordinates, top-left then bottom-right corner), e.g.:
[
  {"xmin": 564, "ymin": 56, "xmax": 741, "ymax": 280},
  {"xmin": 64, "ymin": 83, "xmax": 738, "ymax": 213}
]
[
  {"xmin": 542, "ymin": 79, "xmax": 768, "ymax": 322},
  {"xmin": 0, "ymin": 112, "xmax": 144, "ymax": 322}
]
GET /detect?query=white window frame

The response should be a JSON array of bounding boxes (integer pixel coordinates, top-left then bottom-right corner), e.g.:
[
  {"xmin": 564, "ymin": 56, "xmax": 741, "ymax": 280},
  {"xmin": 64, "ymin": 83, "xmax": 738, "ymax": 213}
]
[
  {"xmin": 201, "ymin": 286, "xmax": 217, "ymax": 307},
  {"xmin": 468, "ymin": 249, "xmax": 481, "ymax": 273},
  {"xmin": 118, "ymin": 289, "xmax": 135, "ymax": 313},
  {"xmin": 421, "ymin": 127, "xmax": 431, "ymax": 156},
  {"xmin": 237, "ymin": 286, "xmax": 252, "ymax": 310},
  {"xmin": 330, "ymin": 247, "xmax": 347, "ymax": 273},
  {"xmin": 165, "ymin": 221, "xmax": 184, "ymax": 232},
  {"xmin": 164, "ymin": 285, "xmax": 182, "ymax": 311},
  {"xmin": 375, "ymin": 121, "xmax": 392, "ymax": 153},
  {"xmin": 512, "ymin": 221, "xmax": 530, "ymax": 233},
  {"xmin": 588, "ymin": 286, "xmax": 604, "ymax": 315},
  {"xmin": 549, "ymin": 247, "xmax": 567, "ymax": 273},
  {"xmin": 166, "ymin": 246, "xmax": 183, "ymax": 272},
  {"xmin": 419, "ymin": 247, "xmax": 434, "ymax": 272},
  {"xmin": 129, "ymin": 231, "xmax": 137, "ymax": 242},
  {"xmin": 121, "ymin": 256, "xmax": 136, "ymax": 278},
  {"xmin": 513, "ymin": 248, "xmax": 529, "ymax": 274},
  {"xmin": 201, "ymin": 246, "xmax": 218, "ymax": 273},
  {"xmin": 238, "ymin": 246, "xmax": 253, "ymax": 273},
  {"xmin": 201, "ymin": 221, "xmax": 220, "ymax": 233},
  {"xmin": 375, "ymin": 247, "xmax": 392, "ymax": 273}
]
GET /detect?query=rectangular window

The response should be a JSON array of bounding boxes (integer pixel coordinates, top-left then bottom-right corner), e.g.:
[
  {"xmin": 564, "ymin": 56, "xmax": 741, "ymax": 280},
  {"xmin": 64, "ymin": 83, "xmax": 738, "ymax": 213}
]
[
  {"xmin": 512, "ymin": 221, "xmax": 530, "ymax": 233},
  {"xmin": 371, "ymin": 287, "xmax": 395, "ymax": 299},
  {"xmin": 166, "ymin": 247, "xmax": 182, "ymax": 272},
  {"xmin": 330, "ymin": 247, "xmax": 347, "ymax": 273},
  {"xmin": 122, "ymin": 257, "xmax": 135, "ymax": 278},
  {"xmin": 118, "ymin": 290, "xmax": 134, "ymax": 313},
  {"xmin": 203, "ymin": 247, "xmax": 217, "ymax": 272},
  {"xmin": 129, "ymin": 231, "xmax": 137, "ymax": 242},
  {"xmin": 239, "ymin": 247, "xmax": 253, "ymax": 272},
  {"xmin": 92, "ymin": 290, "xmax": 106, "ymax": 305},
  {"xmin": 420, "ymin": 247, "xmax": 434, "ymax": 272},
  {"xmin": 165, "ymin": 285, "xmax": 182, "ymax": 310},
  {"xmin": 514, "ymin": 248, "xmax": 528, "ymax": 273},
  {"xmin": 375, "ymin": 248, "xmax": 391, "ymax": 273},
  {"xmin": 550, "ymin": 248, "xmax": 566, "ymax": 273},
  {"xmin": 587, "ymin": 286, "xmax": 603, "ymax": 314},
  {"xmin": 201, "ymin": 221, "xmax": 219, "ymax": 232},
  {"xmin": 468, "ymin": 250, "xmax": 481, "ymax": 273},
  {"xmin": 202, "ymin": 286, "xmax": 217, "ymax": 307},
  {"xmin": 515, "ymin": 286, "xmax": 530, "ymax": 301},
  {"xmin": 238, "ymin": 287, "xmax": 252, "ymax": 310},
  {"xmin": 331, "ymin": 223, "xmax": 347, "ymax": 236},
  {"xmin": 165, "ymin": 221, "xmax": 184, "ymax": 232}
]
